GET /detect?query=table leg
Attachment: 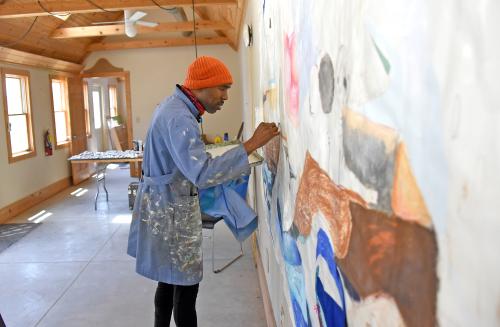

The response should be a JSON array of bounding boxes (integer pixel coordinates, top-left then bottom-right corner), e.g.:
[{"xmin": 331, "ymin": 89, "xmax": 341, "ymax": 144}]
[{"xmin": 94, "ymin": 164, "xmax": 109, "ymax": 210}]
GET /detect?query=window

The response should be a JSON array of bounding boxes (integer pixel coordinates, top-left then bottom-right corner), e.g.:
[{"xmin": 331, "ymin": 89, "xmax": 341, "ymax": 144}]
[
  {"xmin": 1, "ymin": 68, "xmax": 36, "ymax": 163},
  {"xmin": 49, "ymin": 76, "xmax": 71, "ymax": 147},
  {"xmin": 92, "ymin": 89, "xmax": 102, "ymax": 129},
  {"xmin": 109, "ymin": 85, "xmax": 118, "ymax": 117}
]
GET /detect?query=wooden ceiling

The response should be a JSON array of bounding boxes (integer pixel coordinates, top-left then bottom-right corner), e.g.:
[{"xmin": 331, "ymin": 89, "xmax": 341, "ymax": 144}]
[{"xmin": 0, "ymin": 0, "xmax": 246, "ymax": 72}]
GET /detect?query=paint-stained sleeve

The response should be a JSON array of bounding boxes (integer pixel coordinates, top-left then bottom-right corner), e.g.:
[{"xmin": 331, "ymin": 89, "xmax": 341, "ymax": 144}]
[{"xmin": 164, "ymin": 115, "xmax": 250, "ymax": 189}]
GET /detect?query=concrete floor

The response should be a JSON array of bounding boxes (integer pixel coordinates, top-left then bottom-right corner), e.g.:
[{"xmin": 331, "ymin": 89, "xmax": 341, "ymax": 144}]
[{"xmin": 0, "ymin": 165, "xmax": 266, "ymax": 327}]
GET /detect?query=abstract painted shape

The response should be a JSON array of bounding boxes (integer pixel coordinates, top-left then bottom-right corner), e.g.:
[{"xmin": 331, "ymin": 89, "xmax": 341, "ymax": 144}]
[
  {"xmin": 262, "ymin": 163, "xmax": 276, "ymax": 196},
  {"xmin": 392, "ymin": 142, "xmax": 432, "ymax": 227},
  {"xmin": 318, "ymin": 53, "xmax": 335, "ymax": 114},
  {"xmin": 316, "ymin": 229, "xmax": 347, "ymax": 326},
  {"xmin": 297, "ymin": 1, "xmax": 318, "ymax": 110},
  {"xmin": 282, "ymin": 230, "xmax": 302, "ymax": 266},
  {"xmin": 316, "ymin": 274, "xmax": 346, "ymax": 327},
  {"xmin": 348, "ymin": 294, "xmax": 405, "ymax": 326},
  {"xmin": 339, "ymin": 270, "xmax": 360, "ymax": 302},
  {"xmin": 287, "ymin": 262, "xmax": 310, "ymax": 327},
  {"xmin": 372, "ymin": 38, "xmax": 391, "ymax": 74},
  {"xmin": 263, "ymin": 134, "xmax": 281, "ymax": 175},
  {"xmin": 284, "ymin": 33, "xmax": 300, "ymax": 125},
  {"xmin": 292, "ymin": 296, "xmax": 309, "ymax": 327},
  {"xmin": 277, "ymin": 199, "xmax": 301, "ymax": 266},
  {"xmin": 261, "ymin": 163, "xmax": 276, "ymax": 241},
  {"xmin": 342, "ymin": 109, "xmax": 398, "ymax": 213},
  {"xmin": 334, "ymin": 45, "xmax": 350, "ymax": 109},
  {"xmin": 337, "ymin": 202, "xmax": 438, "ymax": 327},
  {"xmin": 263, "ymin": 87, "xmax": 278, "ymax": 111},
  {"xmin": 316, "ymin": 229, "xmax": 341, "ymax": 285},
  {"xmin": 294, "ymin": 151, "xmax": 365, "ymax": 258},
  {"xmin": 277, "ymin": 199, "xmax": 309, "ymax": 326},
  {"xmin": 277, "ymin": 142, "xmax": 297, "ymax": 232}
]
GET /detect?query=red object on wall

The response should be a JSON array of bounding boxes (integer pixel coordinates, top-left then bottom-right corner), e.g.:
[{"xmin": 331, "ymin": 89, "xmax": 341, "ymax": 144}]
[{"xmin": 44, "ymin": 130, "xmax": 53, "ymax": 156}]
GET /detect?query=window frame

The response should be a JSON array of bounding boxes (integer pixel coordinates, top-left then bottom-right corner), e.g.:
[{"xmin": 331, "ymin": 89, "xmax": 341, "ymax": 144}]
[
  {"xmin": 49, "ymin": 75, "xmax": 71, "ymax": 149},
  {"xmin": 83, "ymin": 81, "xmax": 91, "ymax": 138},
  {"xmin": 1, "ymin": 68, "xmax": 37, "ymax": 163}
]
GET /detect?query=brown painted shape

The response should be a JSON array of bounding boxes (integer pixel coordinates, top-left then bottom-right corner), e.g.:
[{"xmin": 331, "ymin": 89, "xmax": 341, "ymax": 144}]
[
  {"xmin": 338, "ymin": 202, "xmax": 438, "ymax": 327},
  {"xmin": 392, "ymin": 142, "xmax": 432, "ymax": 227},
  {"xmin": 263, "ymin": 134, "xmax": 281, "ymax": 175},
  {"xmin": 293, "ymin": 152, "xmax": 365, "ymax": 258}
]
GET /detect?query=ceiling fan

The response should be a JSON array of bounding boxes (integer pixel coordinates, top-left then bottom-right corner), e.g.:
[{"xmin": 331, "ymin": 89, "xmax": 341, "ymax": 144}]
[{"xmin": 92, "ymin": 10, "xmax": 159, "ymax": 37}]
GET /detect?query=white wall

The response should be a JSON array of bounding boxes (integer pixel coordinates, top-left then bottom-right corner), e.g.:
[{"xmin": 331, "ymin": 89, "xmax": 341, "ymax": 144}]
[
  {"xmin": 0, "ymin": 63, "xmax": 71, "ymax": 209},
  {"xmin": 0, "ymin": 44, "xmax": 242, "ymax": 212},
  {"xmin": 84, "ymin": 45, "xmax": 244, "ymax": 143}
]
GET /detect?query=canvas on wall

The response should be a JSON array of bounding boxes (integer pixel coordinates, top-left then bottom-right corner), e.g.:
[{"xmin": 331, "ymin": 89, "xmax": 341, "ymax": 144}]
[{"xmin": 249, "ymin": 0, "xmax": 500, "ymax": 326}]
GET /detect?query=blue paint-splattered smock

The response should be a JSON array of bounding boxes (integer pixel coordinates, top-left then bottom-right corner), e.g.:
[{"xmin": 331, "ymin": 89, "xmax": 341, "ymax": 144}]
[{"xmin": 127, "ymin": 86, "xmax": 250, "ymax": 285}]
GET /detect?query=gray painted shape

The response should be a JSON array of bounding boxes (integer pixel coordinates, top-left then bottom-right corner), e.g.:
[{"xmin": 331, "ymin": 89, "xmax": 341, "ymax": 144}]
[
  {"xmin": 319, "ymin": 54, "xmax": 335, "ymax": 114},
  {"xmin": 342, "ymin": 119, "xmax": 395, "ymax": 212}
]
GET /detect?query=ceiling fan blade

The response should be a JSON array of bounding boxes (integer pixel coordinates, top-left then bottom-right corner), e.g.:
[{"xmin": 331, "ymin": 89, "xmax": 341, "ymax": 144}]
[
  {"xmin": 124, "ymin": 23, "xmax": 137, "ymax": 37},
  {"xmin": 128, "ymin": 11, "xmax": 147, "ymax": 23},
  {"xmin": 135, "ymin": 21, "xmax": 159, "ymax": 28}
]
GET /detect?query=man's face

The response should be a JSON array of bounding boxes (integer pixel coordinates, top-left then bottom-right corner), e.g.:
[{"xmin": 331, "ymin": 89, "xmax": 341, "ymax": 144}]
[{"xmin": 194, "ymin": 84, "xmax": 231, "ymax": 114}]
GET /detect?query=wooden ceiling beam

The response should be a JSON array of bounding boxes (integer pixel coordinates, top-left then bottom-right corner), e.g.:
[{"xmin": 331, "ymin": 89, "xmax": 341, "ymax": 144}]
[
  {"xmin": 194, "ymin": 0, "xmax": 245, "ymax": 51},
  {"xmin": 0, "ymin": 0, "xmax": 237, "ymax": 19},
  {"xmin": 193, "ymin": 7, "xmax": 232, "ymax": 46},
  {"xmin": 51, "ymin": 20, "xmax": 233, "ymax": 38},
  {"xmin": 0, "ymin": 46, "xmax": 82, "ymax": 73},
  {"xmin": 87, "ymin": 36, "xmax": 228, "ymax": 51}
]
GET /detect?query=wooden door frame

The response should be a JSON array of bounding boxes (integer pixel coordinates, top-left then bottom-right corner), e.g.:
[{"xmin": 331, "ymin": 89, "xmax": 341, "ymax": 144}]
[{"xmin": 80, "ymin": 60, "xmax": 133, "ymax": 150}]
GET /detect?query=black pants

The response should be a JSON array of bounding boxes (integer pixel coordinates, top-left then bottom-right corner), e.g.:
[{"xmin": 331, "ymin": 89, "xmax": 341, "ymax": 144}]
[{"xmin": 154, "ymin": 282, "xmax": 199, "ymax": 327}]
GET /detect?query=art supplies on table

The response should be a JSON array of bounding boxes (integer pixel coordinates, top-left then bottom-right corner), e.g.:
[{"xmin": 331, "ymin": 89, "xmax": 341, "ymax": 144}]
[{"xmin": 205, "ymin": 141, "xmax": 264, "ymax": 167}]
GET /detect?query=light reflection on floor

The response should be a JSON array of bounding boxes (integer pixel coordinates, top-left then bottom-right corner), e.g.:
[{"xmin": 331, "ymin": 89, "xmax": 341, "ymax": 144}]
[
  {"xmin": 27, "ymin": 210, "xmax": 53, "ymax": 223},
  {"xmin": 111, "ymin": 214, "xmax": 132, "ymax": 224}
]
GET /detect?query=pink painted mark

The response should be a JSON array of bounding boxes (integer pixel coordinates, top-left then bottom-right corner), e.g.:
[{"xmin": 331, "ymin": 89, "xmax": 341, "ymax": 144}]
[{"xmin": 284, "ymin": 33, "xmax": 300, "ymax": 125}]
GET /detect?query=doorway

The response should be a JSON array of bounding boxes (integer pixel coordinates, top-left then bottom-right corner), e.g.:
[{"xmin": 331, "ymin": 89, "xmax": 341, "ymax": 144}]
[
  {"xmin": 87, "ymin": 84, "xmax": 104, "ymax": 151},
  {"xmin": 80, "ymin": 58, "xmax": 138, "ymax": 176},
  {"xmin": 84, "ymin": 79, "xmax": 129, "ymax": 152}
]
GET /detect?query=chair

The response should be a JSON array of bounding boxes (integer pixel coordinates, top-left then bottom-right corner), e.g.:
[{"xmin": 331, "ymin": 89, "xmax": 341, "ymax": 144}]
[{"xmin": 201, "ymin": 213, "xmax": 243, "ymax": 273}]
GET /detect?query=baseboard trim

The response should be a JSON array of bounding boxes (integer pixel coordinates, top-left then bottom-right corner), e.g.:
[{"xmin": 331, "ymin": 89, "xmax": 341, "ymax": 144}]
[
  {"xmin": 251, "ymin": 233, "xmax": 276, "ymax": 327},
  {"xmin": 0, "ymin": 177, "xmax": 72, "ymax": 223}
]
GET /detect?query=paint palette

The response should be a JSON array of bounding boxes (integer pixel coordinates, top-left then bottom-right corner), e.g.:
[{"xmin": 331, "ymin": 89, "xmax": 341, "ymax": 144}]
[{"xmin": 206, "ymin": 141, "xmax": 264, "ymax": 167}]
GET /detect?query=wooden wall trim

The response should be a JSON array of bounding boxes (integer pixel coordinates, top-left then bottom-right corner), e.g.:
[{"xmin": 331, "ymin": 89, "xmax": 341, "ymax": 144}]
[
  {"xmin": 0, "ymin": 177, "xmax": 72, "ymax": 223},
  {"xmin": 251, "ymin": 234, "xmax": 277, "ymax": 327},
  {"xmin": 0, "ymin": 46, "xmax": 83, "ymax": 73}
]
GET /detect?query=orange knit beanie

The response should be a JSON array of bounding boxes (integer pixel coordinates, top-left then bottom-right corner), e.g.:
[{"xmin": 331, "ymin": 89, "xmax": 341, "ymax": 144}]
[{"xmin": 183, "ymin": 56, "xmax": 233, "ymax": 89}]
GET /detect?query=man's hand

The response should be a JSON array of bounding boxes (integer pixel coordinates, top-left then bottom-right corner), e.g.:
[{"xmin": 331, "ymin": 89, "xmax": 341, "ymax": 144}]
[{"xmin": 243, "ymin": 122, "xmax": 280, "ymax": 154}]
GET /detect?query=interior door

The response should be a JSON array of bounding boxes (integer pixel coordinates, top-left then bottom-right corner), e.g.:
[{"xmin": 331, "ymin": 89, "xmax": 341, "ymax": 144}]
[{"xmin": 68, "ymin": 76, "xmax": 92, "ymax": 185}]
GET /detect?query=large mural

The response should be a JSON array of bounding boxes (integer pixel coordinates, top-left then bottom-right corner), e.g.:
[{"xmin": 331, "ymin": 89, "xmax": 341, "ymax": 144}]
[{"xmin": 245, "ymin": 0, "xmax": 500, "ymax": 326}]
